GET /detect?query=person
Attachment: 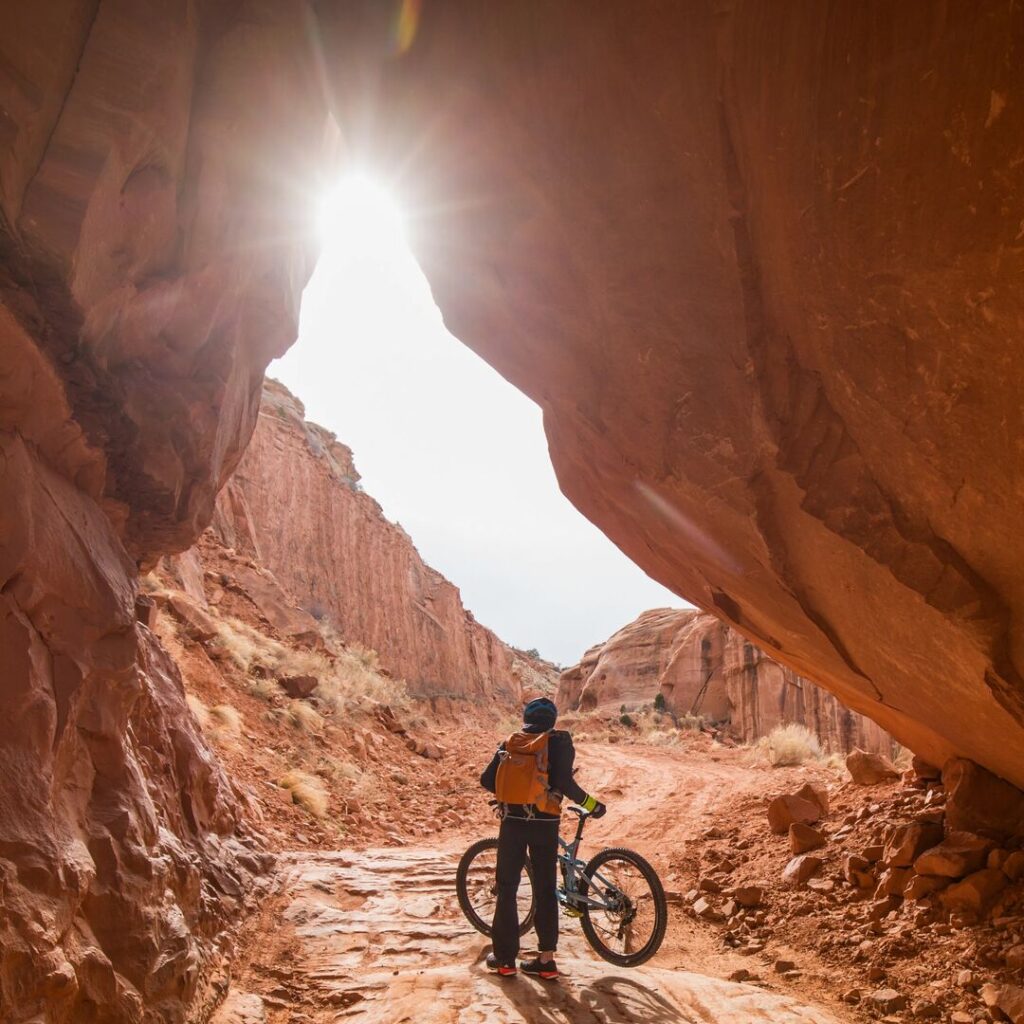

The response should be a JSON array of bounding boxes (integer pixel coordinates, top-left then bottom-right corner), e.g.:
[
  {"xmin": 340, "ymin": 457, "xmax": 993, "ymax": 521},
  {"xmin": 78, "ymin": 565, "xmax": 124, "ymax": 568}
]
[{"xmin": 479, "ymin": 696, "xmax": 606, "ymax": 980}]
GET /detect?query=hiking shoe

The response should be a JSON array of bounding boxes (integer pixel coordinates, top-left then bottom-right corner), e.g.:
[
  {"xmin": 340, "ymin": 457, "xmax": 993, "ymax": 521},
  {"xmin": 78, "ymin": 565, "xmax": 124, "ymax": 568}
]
[
  {"xmin": 520, "ymin": 958, "xmax": 559, "ymax": 981},
  {"xmin": 485, "ymin": 953, "xmax": 517, "ymax": 977}
]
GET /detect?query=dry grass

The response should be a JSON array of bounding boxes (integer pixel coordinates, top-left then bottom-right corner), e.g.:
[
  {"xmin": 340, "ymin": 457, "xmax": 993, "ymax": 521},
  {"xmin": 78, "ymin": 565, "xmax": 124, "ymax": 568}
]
[
  {"xmin": 186, "ymin": 695, "xmax": 242, "ymax": 746},
  {"xmin": 279, "ymin": 770, "xmax": 329, "ymax": 817},
  {"xmin": 247, "ymin": 677, "xmax": 280, "ymax": 702},
  {"xmin": 750, "ymin": 723, "xmax": 823, "ymax": 767},
  {"xmin": 209, "ymin": 616, "xmax": 410, "ymax": 716},
  {"xmin": 209, "ymin": 703, "xmax": 242, "ymax": 739},
  {"xmin": 186, "ymin": 693, "xmax": 211, "ymax": 730},
  {"xmin": 267, "ymin": 700, "xmax": 324, "ymax": 734}
]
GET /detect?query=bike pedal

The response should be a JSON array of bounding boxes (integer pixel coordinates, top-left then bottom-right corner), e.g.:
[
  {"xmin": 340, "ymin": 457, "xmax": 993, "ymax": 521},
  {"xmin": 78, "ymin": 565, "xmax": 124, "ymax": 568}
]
[{"xmin": 564, "ymin": 907, "xmax": 582, "ymax": 918}]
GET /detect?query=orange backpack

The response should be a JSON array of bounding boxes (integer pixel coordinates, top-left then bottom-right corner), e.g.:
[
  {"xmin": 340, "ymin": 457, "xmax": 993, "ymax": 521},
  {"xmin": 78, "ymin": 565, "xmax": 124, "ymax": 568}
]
[{"xmin": 495, "ymin": 730, "xmax": 562, "ymax": 815}]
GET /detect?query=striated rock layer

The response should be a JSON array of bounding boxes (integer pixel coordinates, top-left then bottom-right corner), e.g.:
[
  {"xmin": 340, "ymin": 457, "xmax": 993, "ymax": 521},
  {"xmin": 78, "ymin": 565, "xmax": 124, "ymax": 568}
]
[
  {"xmin": 0, "ymin": 4, "xmax": 329, "ymax": 1021},
  {"xmin": 558, "ymin": 609, "xmax": 895, "ymax": 755},
  {"xmin": 319, "ymin": 1, "xmax": 1024, "ymax": 786},
  {"xmin": 209, "ymin": 380, "xmax": 554, "ymax": 703}
]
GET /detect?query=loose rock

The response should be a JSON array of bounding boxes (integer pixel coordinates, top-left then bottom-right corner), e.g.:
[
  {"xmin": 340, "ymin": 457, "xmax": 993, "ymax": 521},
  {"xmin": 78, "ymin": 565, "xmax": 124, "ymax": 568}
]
[{"xmin": 847, "ymin": 750, "xmax": 900, "ymax": 785}]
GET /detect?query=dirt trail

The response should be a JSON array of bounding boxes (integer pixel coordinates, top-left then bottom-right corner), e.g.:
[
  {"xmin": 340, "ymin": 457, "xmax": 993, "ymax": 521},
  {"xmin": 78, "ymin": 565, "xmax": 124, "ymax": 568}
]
[{"xmin": 214, "ymin": 743, "xmax": 853, "ymax": 1024}]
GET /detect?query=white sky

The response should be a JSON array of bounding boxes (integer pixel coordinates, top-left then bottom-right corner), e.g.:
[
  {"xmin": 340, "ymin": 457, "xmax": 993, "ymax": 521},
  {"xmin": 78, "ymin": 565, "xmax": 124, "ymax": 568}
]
[{"xmin": 271, "ymin": 177, "xmax": 684, "ymax": 666}]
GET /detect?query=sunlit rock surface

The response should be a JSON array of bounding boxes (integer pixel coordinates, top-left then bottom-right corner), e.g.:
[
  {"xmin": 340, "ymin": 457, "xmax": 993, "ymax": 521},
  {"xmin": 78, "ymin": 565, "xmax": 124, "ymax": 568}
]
[
  {"xmin": 558, "ymin": 609, "xmax": 895, "ymax": 754},
  {"xmin": 0, "ymin": 4, "xmax": 327, "ymax": 1020},
  {"xmin": 211, "ymin": 380, "xmax": 556, "ymax": 703},
  {"xmin": 322, "ymin": 1, "xmax": 1024, "ymax": 785}
]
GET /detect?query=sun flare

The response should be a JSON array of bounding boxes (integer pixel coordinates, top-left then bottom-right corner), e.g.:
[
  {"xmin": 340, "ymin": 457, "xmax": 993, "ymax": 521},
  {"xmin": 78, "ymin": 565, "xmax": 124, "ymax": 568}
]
[{"xmin": 317, "ymin": 174, "xmax": 406, "ymax": 256}]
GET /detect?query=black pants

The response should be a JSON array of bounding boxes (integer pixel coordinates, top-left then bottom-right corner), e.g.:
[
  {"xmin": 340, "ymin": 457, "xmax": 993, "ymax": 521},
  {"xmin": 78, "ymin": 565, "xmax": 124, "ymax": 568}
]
[{"xmin": 491, "ymin": 815, "xmax": 560, "ymax": 963}]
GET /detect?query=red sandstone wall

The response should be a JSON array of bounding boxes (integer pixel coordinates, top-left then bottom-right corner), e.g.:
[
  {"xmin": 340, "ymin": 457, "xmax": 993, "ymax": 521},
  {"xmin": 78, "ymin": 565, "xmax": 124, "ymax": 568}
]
[
  {"xmin": 211, "ymin": 380, "xmax": 554, "ymax": 703},
  {"xmin": 558, "ymin": 609, "xmax": 895, "ymax": 755}
]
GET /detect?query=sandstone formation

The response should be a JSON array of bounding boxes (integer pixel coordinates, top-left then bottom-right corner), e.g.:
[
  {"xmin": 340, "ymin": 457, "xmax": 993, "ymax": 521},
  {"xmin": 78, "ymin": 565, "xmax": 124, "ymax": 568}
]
[
  {"xmin": 558, "ymin": 609, "xmax": 895, "ymax": 754},
  {"xmin": 0, "ymin": 5, "xmax": 330, "ymax": 1021},
  {"xmin": 4, "ymin": 3, "xmax": 1024, "ymax": 1021},
  {"xmin": 318, "ymin": 2, "xmax": 1024, "ymax": 785},
  {"xmin": 209, "ymin": 380, "xmax": 555, "ymax": 703}
]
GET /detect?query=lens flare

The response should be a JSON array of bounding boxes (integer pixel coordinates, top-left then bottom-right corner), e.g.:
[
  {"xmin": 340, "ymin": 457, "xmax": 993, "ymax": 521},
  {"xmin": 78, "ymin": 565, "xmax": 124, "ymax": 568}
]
[{"xmin": 316, "ymin": 175, "xmax": 406, "ymax": 256}]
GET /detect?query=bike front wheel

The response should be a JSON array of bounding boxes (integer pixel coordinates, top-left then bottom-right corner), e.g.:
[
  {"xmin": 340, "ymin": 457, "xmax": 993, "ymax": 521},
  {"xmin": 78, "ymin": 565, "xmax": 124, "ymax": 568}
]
[
  {"xmin": 455, "ymin": 838, "xmax": 536, "ymax": 937},
  {"xmin": 579, "ymin": 846, "xmax": 667, "ymax": 966}
]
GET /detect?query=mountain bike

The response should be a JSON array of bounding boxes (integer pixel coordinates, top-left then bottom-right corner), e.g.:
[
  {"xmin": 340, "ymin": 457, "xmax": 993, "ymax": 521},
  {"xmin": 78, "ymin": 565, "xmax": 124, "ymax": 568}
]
[{"xmin": 455, "ymin": 806, "xmax": 667, "ymax": 967}]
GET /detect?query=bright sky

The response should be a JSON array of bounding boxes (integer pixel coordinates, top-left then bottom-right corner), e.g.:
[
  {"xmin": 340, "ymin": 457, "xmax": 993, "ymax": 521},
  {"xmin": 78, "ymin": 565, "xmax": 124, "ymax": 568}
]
[{"xmin": 271, "ymin": 176, "xmax": 684, "ymax": 667}]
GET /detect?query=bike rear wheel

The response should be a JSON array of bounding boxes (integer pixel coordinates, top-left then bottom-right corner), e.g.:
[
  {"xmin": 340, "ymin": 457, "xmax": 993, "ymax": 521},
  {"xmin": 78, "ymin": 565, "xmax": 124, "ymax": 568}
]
[
  {"xmin": 580, "ymin": 847, "xmax": 667, "ymax": 966},
  {"xmin": 455, "ymin": 838, "xmax": 536, "ymax": 937}
]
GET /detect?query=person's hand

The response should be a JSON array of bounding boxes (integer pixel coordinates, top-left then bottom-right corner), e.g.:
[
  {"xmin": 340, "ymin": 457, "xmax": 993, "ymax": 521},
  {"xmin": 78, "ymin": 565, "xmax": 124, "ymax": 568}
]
[{"xmin": 590, "ymin": 800, "xmax": 607, "ymax": 819}]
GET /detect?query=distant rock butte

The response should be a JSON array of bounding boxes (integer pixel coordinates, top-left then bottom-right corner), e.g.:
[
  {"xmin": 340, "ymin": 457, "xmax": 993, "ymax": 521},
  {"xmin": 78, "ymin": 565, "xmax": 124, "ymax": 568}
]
[
  {"xmin": 558, "ymin": 609, "xmax": 894, "ymax": 754},
  {"xmin": 207, "ymin": 380, "xmax": 556, "ymax": 704}
]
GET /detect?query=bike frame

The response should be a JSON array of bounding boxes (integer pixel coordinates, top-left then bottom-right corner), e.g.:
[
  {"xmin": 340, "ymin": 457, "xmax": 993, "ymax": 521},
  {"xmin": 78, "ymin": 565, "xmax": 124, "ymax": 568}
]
[{"xmin": 557, "ymin": 808, "xmax": 624, "ymax": 913}]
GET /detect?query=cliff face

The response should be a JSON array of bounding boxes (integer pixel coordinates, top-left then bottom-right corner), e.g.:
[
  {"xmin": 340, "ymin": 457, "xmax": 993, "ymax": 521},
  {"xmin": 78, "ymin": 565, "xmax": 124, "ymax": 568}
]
[
  {"xmin": 0, "ymin": 5, "xmax": 327, "ymax": 1021},
  {"xmin": 322, "ymin": 2, "xmax": 1024, "ymax": 786},
  {"xmin": 558, "ymin": 610, "xmax": 895, "ymax": 755},
  {"xmin": 210, "ymin": 380, "xmax": 555, "ymax": 704}
]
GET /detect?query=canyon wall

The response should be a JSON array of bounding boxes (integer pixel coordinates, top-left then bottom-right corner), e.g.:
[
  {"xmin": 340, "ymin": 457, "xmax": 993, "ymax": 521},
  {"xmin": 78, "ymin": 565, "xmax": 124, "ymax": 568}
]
[
  {"xmin": 0, "ymin": 4, "xmax": 329, "ymax": 1022},
  {"xmin": 558, "ymin": 610, "xmax": 895, "ymax": 755},
  {"xmin": 209, "ymin": 380, "xmax": 555, "ymax": 703},
  {"xmin": 318, "ymin": 0, "xmax": 1024, "ymax": 787}
]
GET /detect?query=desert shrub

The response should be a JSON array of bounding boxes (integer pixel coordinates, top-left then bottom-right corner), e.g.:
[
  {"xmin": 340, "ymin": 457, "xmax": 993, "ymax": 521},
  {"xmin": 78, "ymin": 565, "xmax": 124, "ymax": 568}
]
[
  {"xmin": 677, "ymin": 713, "xmax": 706, "ymax": 731},
  {"xmin": 348, "ymin": 643, "xmax": 380, "ymax": 671},
  {"xmin": 653, "ymin": 692, "xmax": 667, "ymax": 712},
  {"xmin": 186, "ymin": 694, "xmax": 211, "ymax": 730},
  {"xmin": 754, "ymin": 723, "xmax": 822, "ymax": 767},
  {"xmin": 247, "ymin": 677, "xmax": 280, "ymax": 702},
  {"xmin": 284, "ymin": 700, "xmax": 324, "ymax": 733},
  {"xmin": 619, "ymin": 713, "xmax": 635, "ymax": 728},
  {"xmin": 209, "ymin": 704, "xmax": 242, "ymax": 739},
  {"xmin": 893, "ymin": 744, "xmax": 913, "ymax": 771},
  {"xmin": 314, "ymin": 649, "xmax": 409, "ymax": 715},
  {"xmin": 279, "ymin": 770, "xmax": 328, "ymax": 817},
  {"xmin": 187, "ymin": 695, "xmax": 242, "ymax": 745}
]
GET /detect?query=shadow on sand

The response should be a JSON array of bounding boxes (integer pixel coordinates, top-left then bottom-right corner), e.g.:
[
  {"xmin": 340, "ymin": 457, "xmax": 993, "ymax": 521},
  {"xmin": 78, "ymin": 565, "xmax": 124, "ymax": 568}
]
[{"xmin": 485, "ymin": 972, "xmax": 699, "ymax": 1024}]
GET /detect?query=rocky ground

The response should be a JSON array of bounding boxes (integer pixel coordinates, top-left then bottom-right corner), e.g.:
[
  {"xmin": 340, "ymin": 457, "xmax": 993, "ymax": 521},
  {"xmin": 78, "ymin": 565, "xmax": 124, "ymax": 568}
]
[
  {"xmin": 198, "ymin": 722, "xmax": 1024, "ymax": 1024},
  {"xmin": 146, "ymin": 531, "xmax": 1024, "ymax": 1024}
]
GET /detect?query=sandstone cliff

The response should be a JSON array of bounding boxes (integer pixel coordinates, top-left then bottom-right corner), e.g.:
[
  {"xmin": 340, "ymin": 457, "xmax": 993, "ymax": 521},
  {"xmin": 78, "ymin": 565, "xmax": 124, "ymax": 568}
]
[
  {"xmin": 558, "ymin": 609, "xmax": 895, "ymax": 755},
  {"xmin": 5, "ymin": 4, "xmax": 1024, "ymax": 1022},
  {"xmin": 207, "ymin": 380, "xmax": 555, "ymax": 704},
  {"xmin": 322, "ymin": 2, "xmax": 1024, "ymax": 786},
  {"xmin": 0, "ymin": 5, "xmax": 328, "ymax": 1021}
]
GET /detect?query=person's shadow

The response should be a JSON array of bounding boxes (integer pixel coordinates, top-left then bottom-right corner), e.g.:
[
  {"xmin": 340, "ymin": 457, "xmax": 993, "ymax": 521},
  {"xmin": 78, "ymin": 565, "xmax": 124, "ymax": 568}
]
[{"xmin": 484, "ymin": 972, "xmax": 696, "ymax": 1023}]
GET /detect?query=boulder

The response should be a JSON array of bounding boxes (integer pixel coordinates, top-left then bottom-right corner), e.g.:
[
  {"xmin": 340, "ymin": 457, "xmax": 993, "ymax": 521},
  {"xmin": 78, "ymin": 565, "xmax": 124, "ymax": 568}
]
[
  {"xmin": 165, "ymin": 592, "xmax": 220, "ymax": 642},
  {"xmin": 731, "ymin": 885, "xmax": 764, "ymax": 908},
  {"xmin": 903, "ymin": 874, "xmax": 950, "ymax": 900},
  {"xmin": 997, "ymin": 984, "xmax": 1024, "ymax": 1024},
  {"xmin": 939, "ymin": 868, "xmax": 1007, "ymax": 916},
  {"xmin": 278, "ymin": 675, "xmax": 318, "ymax": 699},
  {"xmin": 913, "ymin": 832, "xmax": 995, "ymax": 878},
  {"xmin": 847, "ymin": 750, "xmax": 900, "ymax": 785},
  {"xmin": 943, "ymin": 759, "xmax": 1024, "ymax": 840},
  {"xmin": 883, "ymin": 821, "xmax": 944, "ymax": 868},
  {"xmin": 1004, "ymin": 850, "xmax": 1024, "ymax": 881},
  {"xmin": 1006, "ymin": 945, "xmax": 1024, "ymax": 971},
  {"xmin": 781, "ymin": 854, "xmax": 823, "ymax": 888},
  {"xmin": 795, "ymin": 782, "xmax": 829, "ymax": 816},
  {"xmin": 869, "ymin": 989, "xmax": 907, "ymax": 1014},
  {"xmin": 875, "ymin": 867, "xmax": 911, "ymax": 897},
  {"xmin": 767, "ymin": 793, "xmax": 822, "ymax": 834},
  {"xmin": 789, "ymin": 823, "xmax": 826, "ymax": 854},
  {"xmin": 842, "ymin": 854, "xmax": 875, "ymax": 888}
]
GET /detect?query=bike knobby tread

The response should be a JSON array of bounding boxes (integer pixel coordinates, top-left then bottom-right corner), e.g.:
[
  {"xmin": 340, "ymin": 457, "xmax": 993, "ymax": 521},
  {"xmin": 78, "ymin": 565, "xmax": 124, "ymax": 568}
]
[{"xmin": 579, "ymin": 845, "xmax": 668, "ymax": 967}]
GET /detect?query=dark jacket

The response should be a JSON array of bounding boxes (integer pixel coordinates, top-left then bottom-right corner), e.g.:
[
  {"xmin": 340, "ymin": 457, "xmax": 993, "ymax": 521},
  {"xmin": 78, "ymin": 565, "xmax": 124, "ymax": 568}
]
[{"xmin": 480, "ymin": 726, "xmax": 589, "ymax": 819}]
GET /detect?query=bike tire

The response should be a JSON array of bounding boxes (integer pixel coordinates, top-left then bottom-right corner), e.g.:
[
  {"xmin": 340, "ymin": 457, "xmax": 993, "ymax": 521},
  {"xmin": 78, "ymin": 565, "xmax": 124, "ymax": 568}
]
[
  {"xmin": 455, "ymin": 838, "xmax": 536, "ymax": 937},
  {"xmin": 579, "ymin": 846, "xmax": 667, "ymax": 966}
]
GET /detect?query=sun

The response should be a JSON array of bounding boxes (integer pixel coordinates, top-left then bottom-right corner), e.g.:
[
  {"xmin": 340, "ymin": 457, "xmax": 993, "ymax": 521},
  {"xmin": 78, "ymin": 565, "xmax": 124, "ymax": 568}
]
[{"xmin": 316, "ymin": 174, "xmax": 406, "ymax": 256}]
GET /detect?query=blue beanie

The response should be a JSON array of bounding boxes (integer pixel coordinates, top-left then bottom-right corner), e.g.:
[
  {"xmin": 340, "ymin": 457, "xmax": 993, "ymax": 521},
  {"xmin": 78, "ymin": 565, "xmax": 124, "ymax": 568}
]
[{"xmin": 523, "ymin": 697, "xmax": 557, "ymax": 730}]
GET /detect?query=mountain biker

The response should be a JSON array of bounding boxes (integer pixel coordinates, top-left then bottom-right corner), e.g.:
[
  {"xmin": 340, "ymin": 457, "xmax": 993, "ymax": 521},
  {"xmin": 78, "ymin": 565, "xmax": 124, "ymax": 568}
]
[{"xmin": 479, "ymin": 696, "xmax": 606, "ymax": 980}]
